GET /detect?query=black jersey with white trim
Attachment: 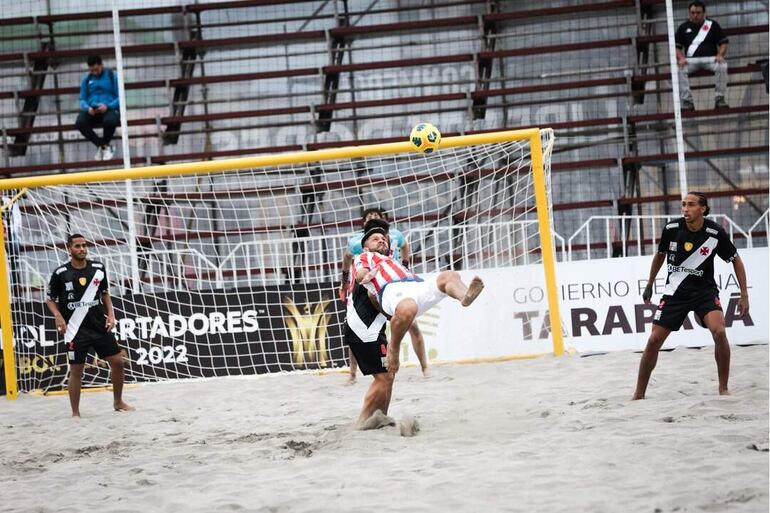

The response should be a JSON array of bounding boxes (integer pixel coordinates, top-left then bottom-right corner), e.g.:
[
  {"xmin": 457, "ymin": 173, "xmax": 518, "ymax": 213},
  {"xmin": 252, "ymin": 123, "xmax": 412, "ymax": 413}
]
[
  {"xmin": 47, "ymin": 260, "xmax": 110, "ymax": 342},
  {"xmin": 345, "ymin": 282, "xmax": 387, "ymax": 343},
  {"xmin": 657, "ymin": 218, "xmax": 737, "ymax": 297}
]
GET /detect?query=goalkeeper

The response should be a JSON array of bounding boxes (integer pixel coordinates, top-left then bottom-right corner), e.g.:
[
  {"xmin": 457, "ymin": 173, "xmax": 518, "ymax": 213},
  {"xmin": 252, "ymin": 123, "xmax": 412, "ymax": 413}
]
[
  {"xmin": 347, "ymin": 219, "xmax": 483, "ymax": 429},
  {"xmin": 338, "ymin": 208, "xmax": 428, "ymax": 384}
]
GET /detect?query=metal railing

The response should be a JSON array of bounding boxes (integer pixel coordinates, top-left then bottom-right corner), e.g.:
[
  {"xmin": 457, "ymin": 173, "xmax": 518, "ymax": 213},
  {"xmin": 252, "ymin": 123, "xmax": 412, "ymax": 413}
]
[
  {"xmin": 567, "ymin": 214, "xmax": 752, "ymax": 261},
  {"xmin": 748, "ymin": 208, "xmax": 769, "ymax": 245},
  {"xmin": 12, "ymin": 213, "xmax": 766, "ymax": 299}
]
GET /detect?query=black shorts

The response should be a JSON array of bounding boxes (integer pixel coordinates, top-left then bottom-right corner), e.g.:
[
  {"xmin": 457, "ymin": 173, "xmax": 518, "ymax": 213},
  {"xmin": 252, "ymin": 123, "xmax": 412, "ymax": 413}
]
[
  {"xmin": 344, "ymin": 323, "xmax": 388, "ymax": 375},
  {"xmin": 66, "ymin": 333, "xmax": 121, "ymax": 365},
  {"xmin": 653, "ymin": 291, "xmax": 722, "ymax": 331}
]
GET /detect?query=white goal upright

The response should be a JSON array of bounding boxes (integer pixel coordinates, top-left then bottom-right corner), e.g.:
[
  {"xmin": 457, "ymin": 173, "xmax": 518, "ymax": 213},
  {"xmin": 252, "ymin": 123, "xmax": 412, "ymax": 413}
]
[{"xmin": 0, "ymin": 128, "xmax": 562, "ymax": 399}]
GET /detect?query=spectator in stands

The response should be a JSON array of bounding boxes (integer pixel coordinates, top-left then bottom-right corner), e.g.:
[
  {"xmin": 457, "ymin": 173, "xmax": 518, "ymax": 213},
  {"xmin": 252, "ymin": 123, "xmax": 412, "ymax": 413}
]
[
  {"xmin": 76, "ymin": 55, "xmax": 120, "ymax": 161},
  {"xmin": 675, "ymin": 1, "xmax": 729, "ymax": 111}
]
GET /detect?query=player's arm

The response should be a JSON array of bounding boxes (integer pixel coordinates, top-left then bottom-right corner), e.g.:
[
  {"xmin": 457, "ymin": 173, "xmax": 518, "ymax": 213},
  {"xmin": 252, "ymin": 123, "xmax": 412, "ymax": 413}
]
[
  {"xmin": 400, "ymin": 239, "xmax": 411, "ymax": 267},
  {"xmin": 338, "ymin": 248, "xmax": 354, "ymax": 302},
  {"xmin": 45, "ymin": 273, "xmax": 67, "ymax": 334},
  {"xmin": 45, "ymin": 297, "xmax": 67, "ymax": 334},
  {"xmin": 102, "ymin": 291, "xmax": 116, "ymax": 330},
  {"xmin": 731, "ymin": 256, "xmax": 749, "ymax": 317},
  {"xmin": 642, "ymin": 253, "xmax": 666, "ymax": 304},
  {"xmin": 354, "ymin": 253, "xmax": 378, "ymax": 284}
]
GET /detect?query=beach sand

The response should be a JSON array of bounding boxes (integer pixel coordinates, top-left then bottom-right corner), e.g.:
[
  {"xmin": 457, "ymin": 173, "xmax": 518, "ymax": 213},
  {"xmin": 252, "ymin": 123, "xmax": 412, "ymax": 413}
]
[{"xmin": 1, "ymin": 344, "xmax": 767, "ymax": 512}]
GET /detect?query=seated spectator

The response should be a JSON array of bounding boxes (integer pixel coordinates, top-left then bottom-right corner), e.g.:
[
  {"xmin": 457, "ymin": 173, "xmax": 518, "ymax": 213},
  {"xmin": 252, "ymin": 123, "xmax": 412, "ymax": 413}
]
[
  {"xmin": 675, "ymin": 1, "xmax": 729, "ymax": 111},
  {"xmin": 75, "ymin": 55, "xmax": 120, "ymax": 160}
]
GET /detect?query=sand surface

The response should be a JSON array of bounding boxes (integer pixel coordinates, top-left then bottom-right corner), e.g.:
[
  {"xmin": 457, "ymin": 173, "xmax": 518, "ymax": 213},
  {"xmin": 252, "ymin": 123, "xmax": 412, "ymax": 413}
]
[{"xmin": 1, "ymin": 344, "xmax": 767, "ymax": 512}]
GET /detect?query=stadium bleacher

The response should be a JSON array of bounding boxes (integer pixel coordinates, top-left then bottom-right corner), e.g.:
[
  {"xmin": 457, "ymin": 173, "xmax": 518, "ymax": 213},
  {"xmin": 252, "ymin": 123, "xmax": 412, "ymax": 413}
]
[{"xmin": 0, "ymin": 0, "xmax": 767, "ymax": 258}]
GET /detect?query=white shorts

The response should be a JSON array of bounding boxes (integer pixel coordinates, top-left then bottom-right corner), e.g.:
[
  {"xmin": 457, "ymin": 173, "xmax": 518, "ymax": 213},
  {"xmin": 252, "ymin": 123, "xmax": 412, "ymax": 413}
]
[{"xmin": 380, "ymin": 276, "xmax": 446, "ymax": 317}]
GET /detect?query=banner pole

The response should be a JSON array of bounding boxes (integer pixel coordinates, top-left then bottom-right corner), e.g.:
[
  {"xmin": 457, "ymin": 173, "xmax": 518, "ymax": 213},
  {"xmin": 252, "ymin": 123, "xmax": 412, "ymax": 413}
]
[
  {"xmin": 665, "ymin": 0, "xmax": 688, "ymax": 197},
  {"xmin": 111, "ymin": 0, "xmax": 140, "ymax": 294}
]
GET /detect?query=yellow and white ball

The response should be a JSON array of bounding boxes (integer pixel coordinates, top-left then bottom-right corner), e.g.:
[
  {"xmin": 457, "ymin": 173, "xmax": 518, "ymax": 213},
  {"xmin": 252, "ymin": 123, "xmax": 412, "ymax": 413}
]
[{"xmin": 409, "ymin": 123, "xmax": 441, "ymax": 154}]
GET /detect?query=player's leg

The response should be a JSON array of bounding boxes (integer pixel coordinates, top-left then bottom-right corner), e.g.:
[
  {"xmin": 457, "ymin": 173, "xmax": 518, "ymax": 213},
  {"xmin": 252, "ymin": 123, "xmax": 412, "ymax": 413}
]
[
  {"xmin": 105, "ymin": 352, "xmax": 133, "ymax": 411},
  {"xmin": 700, "ymin": 309, "xmax": 730, "ymax": 395},
  {"xmin": 95, "ymin": 335, "xmax": 133, "ymax": 411},
  {"xmin": 407, "ymin": 321, "xmax": 429, "ymax": 376},
  {"xmin": 387, "ymin": 298, "xmax": 418, "ymax": 374},
  {"xmin": 347, "ymin": 347, "xmax": 358, "ymax": 385},
  {"xmin": 68, "ymin": 363, "xmax": 85, "ymax": 417},
  {"xmin": 633, "ymin": 294, "xmax": 688, "ymax": 399},
  {"xmin": 632, "ymin": 324, "xmax": 672, "ymax": 400},
  {"xmin": 357, "ymin": 371, "xmax": 395, "ymax": 429},
  {"xmin": 435, "ymin": 270, "xmax": 484, "ymax": 306}
]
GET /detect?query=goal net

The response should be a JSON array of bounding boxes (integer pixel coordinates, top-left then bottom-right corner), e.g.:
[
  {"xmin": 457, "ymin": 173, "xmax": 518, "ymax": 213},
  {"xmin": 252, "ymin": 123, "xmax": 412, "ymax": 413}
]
[{"xmin": 1, "ymin": 128, "xmax": 560, "ymax": 395}]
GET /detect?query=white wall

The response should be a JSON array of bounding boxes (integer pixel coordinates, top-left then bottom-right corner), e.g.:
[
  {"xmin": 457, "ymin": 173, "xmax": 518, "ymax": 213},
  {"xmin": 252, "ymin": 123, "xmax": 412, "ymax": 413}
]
[{"xmin": 407, "ymin": 248, "xmax": 768, "ymax": 362}]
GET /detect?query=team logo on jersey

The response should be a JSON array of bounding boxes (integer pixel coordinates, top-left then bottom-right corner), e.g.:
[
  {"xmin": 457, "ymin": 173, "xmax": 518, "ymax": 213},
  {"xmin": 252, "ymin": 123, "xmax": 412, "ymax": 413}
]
[
  {"xmin": 684, "ymin": 242, "xmax": 693, "ymax": 252},
  {"xmin": 700, "ymin": 247, "xmax": 710, "ymax": 256},
  {"xmin": 65, "ymin": 282, "xmax": 74, "ymax": 291},
  {"xmin": 78, "ymin": 277, "xmax": 87, "ymax": 286},
  {"xmin": 669, "ymin": 242, "xmax": 677, "ymax": 251}
]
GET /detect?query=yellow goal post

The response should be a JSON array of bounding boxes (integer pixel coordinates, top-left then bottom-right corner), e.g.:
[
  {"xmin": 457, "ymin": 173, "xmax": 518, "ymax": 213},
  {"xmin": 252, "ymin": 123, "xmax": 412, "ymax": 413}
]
[{"xmin": 0, "ymin": 127, "xmax": 563, "ymax": 400}]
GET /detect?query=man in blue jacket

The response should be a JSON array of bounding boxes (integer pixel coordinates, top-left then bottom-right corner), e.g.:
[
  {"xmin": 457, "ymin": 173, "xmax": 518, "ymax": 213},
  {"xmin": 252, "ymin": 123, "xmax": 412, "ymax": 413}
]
[{"xmin": 76, "ymin": 55, "xmax": 120, "ymax": 161}]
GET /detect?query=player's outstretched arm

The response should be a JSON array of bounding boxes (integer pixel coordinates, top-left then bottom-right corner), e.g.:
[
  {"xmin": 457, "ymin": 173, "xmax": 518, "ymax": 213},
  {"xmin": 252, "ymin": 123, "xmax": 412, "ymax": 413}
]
[
  {"xmin": 642, "ymin": 253, "xmax": 666, "ymax": 303},
  {"xmin": 732, "ymin": 256, "xmax": 749, "ymax": 317}
]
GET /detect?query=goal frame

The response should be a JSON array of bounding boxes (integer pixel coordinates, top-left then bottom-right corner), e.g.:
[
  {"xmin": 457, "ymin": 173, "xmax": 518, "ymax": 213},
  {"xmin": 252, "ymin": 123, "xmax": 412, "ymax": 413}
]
[{"xmin": 0, "ymin": 127, "xmax": 564, "ymax": 400}]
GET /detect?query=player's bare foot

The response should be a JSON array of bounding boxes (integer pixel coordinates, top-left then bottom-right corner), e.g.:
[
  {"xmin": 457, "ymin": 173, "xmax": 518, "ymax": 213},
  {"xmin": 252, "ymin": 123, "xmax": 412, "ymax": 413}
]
[
  {"xmin": 114, "ymin": 401, "xmax": 135, "ymax": 412},
  {"xmin": 421, "ymin": 367, "xmax": 430, "ymax": 378},
  {"xmin": 719, "ymin": 388, "xmax": 730, "ymax": 396},
  {"xmin": 461, "ymin": 276, "xmax": 484, "ymax": 306},
  {"xmin": 358, "ymin": 409, "xmax": 396, "ymax": 430},
  {"xmin": 72, "ymin": 411, "xmax": 81, "ymax": 417},
  {"xmin": 631, "ymin": 393, "xmax": 644, "ymax": 401},
  {"xmin": 346, "ymin": 375, "xmax": 357, "ymax": 386}
]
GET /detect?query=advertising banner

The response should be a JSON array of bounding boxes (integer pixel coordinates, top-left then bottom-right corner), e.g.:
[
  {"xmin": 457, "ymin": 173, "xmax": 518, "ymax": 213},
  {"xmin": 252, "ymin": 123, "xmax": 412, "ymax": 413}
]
[
  {"xmin": 7, "ymin": 284, "xmax": 347, "ymax": 393},
  {"xmin": 408, "ymin": 248, "xmax": 767, "ymax": 361}
]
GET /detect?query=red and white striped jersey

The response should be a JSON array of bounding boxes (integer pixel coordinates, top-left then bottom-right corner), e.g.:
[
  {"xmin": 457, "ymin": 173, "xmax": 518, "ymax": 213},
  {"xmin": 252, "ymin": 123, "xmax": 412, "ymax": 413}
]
[{"xmin": 353, "ymin": 251, "xmax": 421, "ymax": 298}]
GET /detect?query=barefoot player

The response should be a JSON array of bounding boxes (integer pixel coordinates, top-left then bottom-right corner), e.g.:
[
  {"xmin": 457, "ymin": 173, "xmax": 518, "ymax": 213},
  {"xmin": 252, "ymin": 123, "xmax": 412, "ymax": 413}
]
[
  {"xmin": 632, "ymin": 192, "xmax": 749, "ymax": 400},
  {"xmin": 339, "ymin": 207, "xmax": 428, "ymax": 384},
  {"xmin": 347, "ymin": 219, "xmax": 483, "ymax": 428},
  {"xmin": 46, "ymin": 234, "xmax": 133, "ymax": 416}
]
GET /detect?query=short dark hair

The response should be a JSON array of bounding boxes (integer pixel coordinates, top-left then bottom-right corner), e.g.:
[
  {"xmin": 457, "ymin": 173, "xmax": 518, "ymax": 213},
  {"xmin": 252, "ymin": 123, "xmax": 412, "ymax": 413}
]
[
  {"xmin": 688, "ymin": 191, "xmax": 710, "ymax": 216},
  {"xmin": 688, "ymin": 1, "xmax": 706, "ymax": 11},
  {"xmin": 362, "ymin": 219, "xmax": 389, "ymax": 246},
  {"xmin": 66, "ymin": 233, "xmax": 86, "ymax": 247},
  {"xmin": 361, "ymin": 207, "xmax": 386, "ymax": 223},
  {"xmin": 86, "ymin": 55, "xmax": 103, "ymax": 66}
]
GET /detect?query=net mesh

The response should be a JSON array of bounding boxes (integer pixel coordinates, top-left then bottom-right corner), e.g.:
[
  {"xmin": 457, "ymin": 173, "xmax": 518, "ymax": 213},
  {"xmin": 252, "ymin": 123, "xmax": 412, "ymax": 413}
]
[{"xmin": 8, "ymin": 129, "xmax": 554, "ymax": 392}]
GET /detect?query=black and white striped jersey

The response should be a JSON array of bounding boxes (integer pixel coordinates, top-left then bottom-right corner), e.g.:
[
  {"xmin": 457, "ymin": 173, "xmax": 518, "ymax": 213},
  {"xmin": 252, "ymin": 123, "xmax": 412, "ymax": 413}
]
[
  {"xmin": 657, "ymin": 218, "xmax": 738, "ymax": 297},
  {"xmin": 47, "ymin": 260, "xmax": 110, "ymax": 343}
]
